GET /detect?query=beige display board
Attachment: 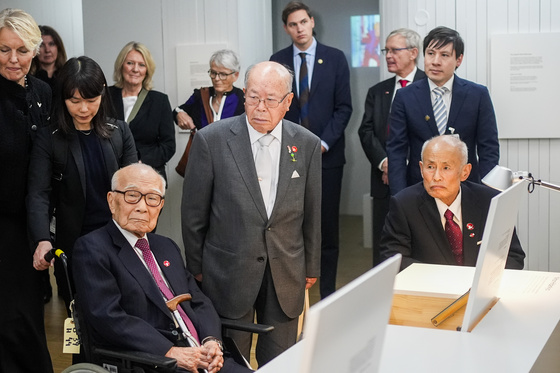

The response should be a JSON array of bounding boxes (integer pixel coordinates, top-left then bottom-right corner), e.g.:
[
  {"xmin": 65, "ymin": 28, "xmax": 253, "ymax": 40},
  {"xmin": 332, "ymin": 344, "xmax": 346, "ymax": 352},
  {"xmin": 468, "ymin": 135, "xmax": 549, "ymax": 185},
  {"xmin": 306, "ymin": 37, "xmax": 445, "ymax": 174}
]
[{"xmin": 490, "ymin": 33, "xmax": 560, "ymax": 139}]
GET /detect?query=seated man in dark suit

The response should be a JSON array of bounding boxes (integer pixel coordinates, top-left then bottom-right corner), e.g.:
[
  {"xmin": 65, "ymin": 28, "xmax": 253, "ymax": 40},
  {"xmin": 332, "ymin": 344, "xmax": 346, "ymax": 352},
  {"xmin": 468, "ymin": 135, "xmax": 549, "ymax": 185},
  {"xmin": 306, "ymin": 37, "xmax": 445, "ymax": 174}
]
[
  {"xmin": 73, "ymin": 163, "xmax": 251, "ymax": 373},
  {"xmin": 380, "ymin": 135, "xmax": 525, "ymax": 271}
]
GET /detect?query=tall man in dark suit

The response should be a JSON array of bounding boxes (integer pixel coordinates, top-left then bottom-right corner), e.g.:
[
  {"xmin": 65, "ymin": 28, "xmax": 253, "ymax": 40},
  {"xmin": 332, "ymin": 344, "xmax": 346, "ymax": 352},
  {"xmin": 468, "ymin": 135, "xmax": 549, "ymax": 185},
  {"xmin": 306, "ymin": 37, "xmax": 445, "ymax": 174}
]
[
  {"xmin": 181, "ymin": 61, "xmax": 321, "ymax": 366},
  {"xmin": 387, "ymin": 26, "xmax": 499, "ymax": 195},
  {"xmin": 358, "ymin": 28, "xmax": 425, "ymax": 266},
  {"xmin": 270, "ymin": 1, "xmax": 352, "ymax": 299},
  {"xmin": 73, "ymin": 163, "xmax": 250, "ymax": 373},
  {"xmin": 380, "ymin": 135, "xmax": 525, "ymax": 271}
]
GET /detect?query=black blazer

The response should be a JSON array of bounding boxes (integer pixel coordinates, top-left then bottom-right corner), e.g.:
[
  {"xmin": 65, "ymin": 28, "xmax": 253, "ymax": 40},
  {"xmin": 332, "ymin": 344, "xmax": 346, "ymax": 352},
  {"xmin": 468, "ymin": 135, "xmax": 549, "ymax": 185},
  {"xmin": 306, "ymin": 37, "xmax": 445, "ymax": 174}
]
[
  {"xmin": 379, "ymin": 181, "xmax": 526, "ymax": 271},
  {"xmin": 72, "ymin": 221, "xmax": 224, "ymax": 355},
  {"xmin": 108, "ymin": 86, "xmax": 175, "ymax": 179},
  {"xmin": 270, "ymin": 42, "xmax": 352, "ymax": 169},
  {"xmin": 27, "ymin": 120, "xmax": 138, "ymax": 255},
  {"xmin": 358, "ymin": 69, "xmax": 426, "ymax": 199}
]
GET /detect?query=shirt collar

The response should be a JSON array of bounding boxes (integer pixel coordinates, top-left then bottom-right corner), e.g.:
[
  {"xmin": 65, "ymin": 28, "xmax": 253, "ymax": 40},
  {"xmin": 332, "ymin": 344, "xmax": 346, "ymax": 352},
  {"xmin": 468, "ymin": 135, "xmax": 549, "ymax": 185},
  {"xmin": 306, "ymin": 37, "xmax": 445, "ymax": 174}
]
[
  {"xmin": 292, "ymin": 37, "xmax": 317, "ymax": 58},
  {"xmin": 428, "ymin": 74, "xmax": 455, "ymax": 93},
  {"xmin": 435, "ymin": 186, "xmax": 462, "ymax": 222},
  {"xmin": 397, "ymin": 66, "xmax": 418, "ymax": 83},
  {"xmin": 113, "ymin": 219, "xmax": 147, "ymax": 249},
  {"xmin": 246, "ymin": 117, "xmax": 283, "ymax": 146}
]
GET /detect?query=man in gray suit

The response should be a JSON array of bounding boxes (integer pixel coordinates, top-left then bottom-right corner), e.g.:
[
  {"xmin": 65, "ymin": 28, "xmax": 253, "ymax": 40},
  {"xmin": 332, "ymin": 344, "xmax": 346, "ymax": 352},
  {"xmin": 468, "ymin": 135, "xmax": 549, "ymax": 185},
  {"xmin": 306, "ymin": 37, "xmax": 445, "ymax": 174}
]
[{"xmin": 181, "ymin": 61, "xmax": 322, "ymax": 366}]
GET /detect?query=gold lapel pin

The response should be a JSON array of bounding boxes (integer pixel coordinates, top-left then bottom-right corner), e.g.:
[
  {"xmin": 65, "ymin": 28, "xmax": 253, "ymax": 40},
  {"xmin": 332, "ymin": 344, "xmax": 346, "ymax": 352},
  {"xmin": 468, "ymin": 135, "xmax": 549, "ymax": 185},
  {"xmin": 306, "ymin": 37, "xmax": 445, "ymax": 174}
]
[
  {"xmin": 318, "ymin": 59, "xmax": 323, "ymax": 64},
  {"xmin": 425, "ymin": 115, "xmax": 430, "ymax": 121}
]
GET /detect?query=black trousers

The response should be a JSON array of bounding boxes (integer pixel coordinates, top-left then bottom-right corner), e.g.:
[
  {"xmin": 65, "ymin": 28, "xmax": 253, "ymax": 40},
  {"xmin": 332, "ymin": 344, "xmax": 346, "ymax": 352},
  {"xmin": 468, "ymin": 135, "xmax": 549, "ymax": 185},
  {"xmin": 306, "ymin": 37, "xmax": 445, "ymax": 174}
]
[{"xmin": 319, "ymin": 166, "xmax": 344, "ymax": 299}]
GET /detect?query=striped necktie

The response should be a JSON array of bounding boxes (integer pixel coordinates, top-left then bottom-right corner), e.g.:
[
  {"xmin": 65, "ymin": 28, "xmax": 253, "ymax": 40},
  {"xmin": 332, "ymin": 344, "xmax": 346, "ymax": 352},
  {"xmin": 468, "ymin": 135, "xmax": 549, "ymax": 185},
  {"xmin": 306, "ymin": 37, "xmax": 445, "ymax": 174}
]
[{"xmin": 433, "ymin": 87, "xmax": 448, "ymax": 135}]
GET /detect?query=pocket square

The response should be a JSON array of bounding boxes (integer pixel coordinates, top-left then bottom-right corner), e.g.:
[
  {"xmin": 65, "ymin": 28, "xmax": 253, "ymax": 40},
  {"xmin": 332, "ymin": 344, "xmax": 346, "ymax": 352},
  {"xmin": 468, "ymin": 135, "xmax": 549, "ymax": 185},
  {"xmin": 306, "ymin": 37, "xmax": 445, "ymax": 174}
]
[{"xmin": 291, "ymin": 170, "xmax": 300, "ymax": 178}]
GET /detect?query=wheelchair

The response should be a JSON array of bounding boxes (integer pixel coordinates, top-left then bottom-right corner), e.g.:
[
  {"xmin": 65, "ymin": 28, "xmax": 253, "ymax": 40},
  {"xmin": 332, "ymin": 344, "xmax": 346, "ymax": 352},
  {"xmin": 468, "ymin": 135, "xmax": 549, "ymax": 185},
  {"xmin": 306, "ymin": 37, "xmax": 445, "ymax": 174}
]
[{"xmin": 55, "ymin": 252, "xmax": 272, "ymax": 373}]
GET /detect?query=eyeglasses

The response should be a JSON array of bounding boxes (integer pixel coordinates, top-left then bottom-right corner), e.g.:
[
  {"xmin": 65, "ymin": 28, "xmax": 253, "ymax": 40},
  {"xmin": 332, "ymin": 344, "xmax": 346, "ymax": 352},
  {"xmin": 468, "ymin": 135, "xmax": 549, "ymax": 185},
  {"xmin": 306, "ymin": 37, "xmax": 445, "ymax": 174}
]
[
  {"xmin": 113, "ymin": 190, "xmax": 164, "ymax": 207},
  {"xmin": 208, "ymin": 70, "xmax": 236, "ymax": 80},
  {"xmin": 381, "ymin": 47, "xmax": 412, "ymax": 55},
  {"xmin": 245, "ymin": 92, "xmax": 291, "ymax": 109}
]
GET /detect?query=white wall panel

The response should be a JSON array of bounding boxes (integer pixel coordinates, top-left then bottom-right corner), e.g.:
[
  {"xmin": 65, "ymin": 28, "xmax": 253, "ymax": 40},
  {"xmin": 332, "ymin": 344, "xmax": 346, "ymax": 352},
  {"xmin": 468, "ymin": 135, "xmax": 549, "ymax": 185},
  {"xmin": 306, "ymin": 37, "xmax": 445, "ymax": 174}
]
[{"xmin": 381, "ymin": 0, "xmax": 560, "ymax": 272}]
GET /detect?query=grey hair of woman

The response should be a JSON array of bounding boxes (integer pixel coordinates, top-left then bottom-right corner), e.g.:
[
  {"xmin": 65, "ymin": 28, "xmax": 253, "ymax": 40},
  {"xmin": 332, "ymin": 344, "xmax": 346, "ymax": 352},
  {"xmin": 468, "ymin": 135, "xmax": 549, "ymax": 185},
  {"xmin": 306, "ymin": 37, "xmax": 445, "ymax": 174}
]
[{"xmin": 209, "ymin": 49, "xmax": 240, "ymax": 73}]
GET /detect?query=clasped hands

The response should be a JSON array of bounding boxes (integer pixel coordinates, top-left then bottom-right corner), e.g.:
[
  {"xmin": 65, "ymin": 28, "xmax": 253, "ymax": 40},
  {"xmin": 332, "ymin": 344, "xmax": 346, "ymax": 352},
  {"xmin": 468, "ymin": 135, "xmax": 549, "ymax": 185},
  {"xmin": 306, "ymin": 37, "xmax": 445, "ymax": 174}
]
[{"xmin": 166, "ymin": 340, "xmax": 224, "ymax": 373}]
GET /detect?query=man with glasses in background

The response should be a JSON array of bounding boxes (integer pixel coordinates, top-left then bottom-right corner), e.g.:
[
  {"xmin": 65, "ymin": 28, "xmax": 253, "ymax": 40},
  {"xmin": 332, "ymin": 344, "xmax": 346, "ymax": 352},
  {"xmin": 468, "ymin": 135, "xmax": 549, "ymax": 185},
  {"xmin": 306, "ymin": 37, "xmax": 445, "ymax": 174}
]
[
  {"xmin": 386, "ymin": 26, "xmax": 499, "ymax": 195},
  {"xmin": 181, "ymin": 61, "xmax": 322, "ymax": 367},
  {"xmin": 358, "ymin": 28, "xmax": 425, "ymax": 266}
]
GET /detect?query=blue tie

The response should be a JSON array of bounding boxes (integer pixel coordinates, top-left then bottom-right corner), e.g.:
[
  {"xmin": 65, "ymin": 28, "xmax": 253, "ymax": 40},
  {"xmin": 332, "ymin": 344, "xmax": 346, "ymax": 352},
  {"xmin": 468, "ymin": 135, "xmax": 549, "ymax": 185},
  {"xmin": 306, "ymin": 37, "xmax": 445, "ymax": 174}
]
[{"xmin": 299, "ymin": 52, "xmax": 310, "ymax": 128}]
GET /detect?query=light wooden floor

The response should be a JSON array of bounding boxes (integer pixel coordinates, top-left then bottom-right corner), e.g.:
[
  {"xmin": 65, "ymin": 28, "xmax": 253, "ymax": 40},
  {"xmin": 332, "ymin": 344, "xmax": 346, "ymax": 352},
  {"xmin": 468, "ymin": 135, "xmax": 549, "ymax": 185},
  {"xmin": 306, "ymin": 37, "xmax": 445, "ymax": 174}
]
[{"xmin": 45, "ymin": 215, "xmax": 371, "ymax": 372}]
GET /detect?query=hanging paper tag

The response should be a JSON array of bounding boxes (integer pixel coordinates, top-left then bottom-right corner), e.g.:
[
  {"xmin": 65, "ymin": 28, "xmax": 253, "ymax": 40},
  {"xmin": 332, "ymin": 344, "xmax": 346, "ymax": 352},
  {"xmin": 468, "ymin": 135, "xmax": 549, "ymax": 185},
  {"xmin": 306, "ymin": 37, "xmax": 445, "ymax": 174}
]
[{"xmin": 63, "ymin": 317, "xmax": 81, "ymax": 354}]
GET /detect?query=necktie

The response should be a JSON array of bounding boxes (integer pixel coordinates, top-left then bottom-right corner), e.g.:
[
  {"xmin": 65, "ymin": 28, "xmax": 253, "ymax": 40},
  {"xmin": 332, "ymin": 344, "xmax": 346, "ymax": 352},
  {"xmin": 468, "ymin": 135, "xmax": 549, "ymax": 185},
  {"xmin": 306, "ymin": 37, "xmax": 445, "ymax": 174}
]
[
  {"xmin": 255, "ymin": 134, "xmax": 274, "ymax": 217},
  {"xmin": 444, "ymin": 210, "xmax": 463, "ymax": 265},
  {"xmin": 399, "ymin": 79, "xmax": 408, "ymax": 88},
  {"xmin": 136, "ymin": 238, "xmax": 200, "ymax": 344},
  {"xmin": 433, "ymin": 87, "xmax": 448, "ymax": 135},
  {"xmin": 298, "ymin": 52, "xmax": 310, "ymax": 128}
]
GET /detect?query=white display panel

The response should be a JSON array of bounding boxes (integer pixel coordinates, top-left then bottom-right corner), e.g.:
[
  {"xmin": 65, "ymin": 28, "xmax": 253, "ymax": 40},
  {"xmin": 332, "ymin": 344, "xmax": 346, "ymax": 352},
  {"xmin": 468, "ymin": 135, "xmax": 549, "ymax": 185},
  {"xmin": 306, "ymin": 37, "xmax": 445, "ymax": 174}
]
[{"xmin": 490, "ymin": 33, "xmax": 560, "ymax": 139}]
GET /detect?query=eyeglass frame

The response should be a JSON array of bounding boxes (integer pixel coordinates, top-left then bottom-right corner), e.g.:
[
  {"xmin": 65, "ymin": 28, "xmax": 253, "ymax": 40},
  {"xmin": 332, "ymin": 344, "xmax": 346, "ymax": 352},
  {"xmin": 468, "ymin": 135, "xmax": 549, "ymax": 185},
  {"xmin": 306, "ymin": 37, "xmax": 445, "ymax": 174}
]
[
  {"xmin": 208, "ymin": 70, "xmax": 236, "ymax": 80},
  {"xmin": 381, "ymin": 47, "xmax": 412, "ymax": 55},
  {"xmin": 245, "ymin": 92, "xmax": 292, "ymax": 109},
  {"xmin": 113, "ymin": 190, "xmax": 165, "ymax": 207}
]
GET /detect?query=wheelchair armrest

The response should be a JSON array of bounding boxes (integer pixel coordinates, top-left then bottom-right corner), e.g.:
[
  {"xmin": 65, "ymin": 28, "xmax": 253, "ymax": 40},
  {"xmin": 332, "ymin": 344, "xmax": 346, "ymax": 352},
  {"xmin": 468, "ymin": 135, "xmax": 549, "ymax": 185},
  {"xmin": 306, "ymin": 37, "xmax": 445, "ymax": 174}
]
[
  {"xmin": 220, "ymin": 318, "xmax": 274, "ymax": 334},
  {"xmin": 93, "ymin": 347, "xmax": 177, "ymax": 372}
]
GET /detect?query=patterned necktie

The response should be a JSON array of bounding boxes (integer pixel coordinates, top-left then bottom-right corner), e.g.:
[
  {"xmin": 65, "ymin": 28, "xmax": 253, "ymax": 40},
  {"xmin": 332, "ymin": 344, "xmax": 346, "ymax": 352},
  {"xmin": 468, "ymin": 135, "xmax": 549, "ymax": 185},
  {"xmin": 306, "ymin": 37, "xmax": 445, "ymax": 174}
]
[
  {"xmin": 399, "ymin": 79, "xmax": 408, "ymax": 88},
  {"xmin": 136, "ymin": 238, "xmax": 200, "ymax": 343},
  {"xmin": 298, "ymin": 52, "xmax": 310, "ymax": 128},
  {"xmin": 444, "ymin": 210, "xmax": 463, "ymax": 265},
  {"xmin": 255, "ymin": 134, "xmax": 275, "ymax": 217},
  {"xmin": 433, "ymin": 87, "xmax": 448, "ymax": 135}
]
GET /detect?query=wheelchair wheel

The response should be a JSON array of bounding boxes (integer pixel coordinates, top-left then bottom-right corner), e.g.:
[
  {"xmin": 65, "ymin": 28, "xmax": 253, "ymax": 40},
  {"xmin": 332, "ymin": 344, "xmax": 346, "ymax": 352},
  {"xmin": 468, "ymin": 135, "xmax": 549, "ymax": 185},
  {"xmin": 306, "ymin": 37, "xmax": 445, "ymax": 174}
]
[{"xmin": 61, "ymin": 363, "xmax": 111, "ymax": 373}]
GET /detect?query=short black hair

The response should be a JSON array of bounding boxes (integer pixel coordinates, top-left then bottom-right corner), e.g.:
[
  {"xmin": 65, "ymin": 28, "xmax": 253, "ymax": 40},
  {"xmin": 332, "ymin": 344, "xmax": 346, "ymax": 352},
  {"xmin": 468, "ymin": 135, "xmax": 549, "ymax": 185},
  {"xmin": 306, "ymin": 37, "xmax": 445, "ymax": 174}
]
[
  {"xmin": 281, "ymin": 1, "xmax": 312, "ymax": 25},
  {"xmin": 53, "ymin": 56, "xmax": 113, "ymax": 138},
  {"xmin": 423, "ymin": 26, "xmax": 464, "ymax": 58}
]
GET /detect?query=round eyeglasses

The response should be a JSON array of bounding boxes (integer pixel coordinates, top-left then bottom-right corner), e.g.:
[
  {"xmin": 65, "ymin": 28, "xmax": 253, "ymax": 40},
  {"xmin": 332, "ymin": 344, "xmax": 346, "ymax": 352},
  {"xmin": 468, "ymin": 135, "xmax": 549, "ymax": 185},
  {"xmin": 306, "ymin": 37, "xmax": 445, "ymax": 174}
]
[{"xmin": 113, "ymin": 190, "xmax": 164, "ymax": 207}]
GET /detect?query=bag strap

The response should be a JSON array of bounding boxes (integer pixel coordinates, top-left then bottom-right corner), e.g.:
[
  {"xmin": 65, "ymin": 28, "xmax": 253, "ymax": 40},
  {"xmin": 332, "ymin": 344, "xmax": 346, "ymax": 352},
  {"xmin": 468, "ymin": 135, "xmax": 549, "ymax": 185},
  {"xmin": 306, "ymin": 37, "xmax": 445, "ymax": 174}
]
[
  {"xmin": 127, "ymin": 88, "xmax": 148, "ymax": 124},
  {"xmin": 200, "ymin": 87, "xmax": 214, "ymax": 125}
]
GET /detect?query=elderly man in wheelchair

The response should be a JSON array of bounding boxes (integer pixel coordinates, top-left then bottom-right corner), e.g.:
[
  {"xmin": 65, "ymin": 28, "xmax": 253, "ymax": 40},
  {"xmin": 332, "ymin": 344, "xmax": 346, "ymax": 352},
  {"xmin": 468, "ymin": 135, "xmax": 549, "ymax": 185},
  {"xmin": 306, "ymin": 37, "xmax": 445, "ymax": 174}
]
[{"xmin": 71, "ymin": 163, "xmax": 254, "ymax": 373}]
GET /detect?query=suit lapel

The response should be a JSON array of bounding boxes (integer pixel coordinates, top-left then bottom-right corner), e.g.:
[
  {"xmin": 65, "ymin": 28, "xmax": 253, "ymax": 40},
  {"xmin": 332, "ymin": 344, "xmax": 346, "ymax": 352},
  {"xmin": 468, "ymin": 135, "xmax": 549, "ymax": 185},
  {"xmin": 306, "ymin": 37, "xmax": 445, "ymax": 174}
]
[
  {"xmin": 460, "ymin": 183, "xmax": 484, "ymax": 265},
  {"xmin": 448, "ymin": 75, "xmax": 468, "ymax": 128},
  {"xmin": 68, "ymin": 131, "xmax": 87, "ymax": 198},
  {"xmin": 417, "ymin": 190, "xmax": 456, "ymax": 263},
  {"xmin": 101, "ymin": 130, "xmax": 119, "ymax": 178},
  {"xmin": 382, "ymin": 77, "xmax": 396, "ymax": 118},
  {"xmin": 269, "ymin": 121, "xmax": 298, "ymax": 223},
  {"xmin": 227, "ymin": 115, "xmax": 269, "ymax": 221},
  {"xmin": 109, "ymin": 223, "xmax": 173, "ymax": 320},
  {"xmin": 412, "ymin": 79, "xmax": 440, "ymax": 137},
  {"xmin": 309, "ymin": 43, "xmax": 327, "ymax": 100}
]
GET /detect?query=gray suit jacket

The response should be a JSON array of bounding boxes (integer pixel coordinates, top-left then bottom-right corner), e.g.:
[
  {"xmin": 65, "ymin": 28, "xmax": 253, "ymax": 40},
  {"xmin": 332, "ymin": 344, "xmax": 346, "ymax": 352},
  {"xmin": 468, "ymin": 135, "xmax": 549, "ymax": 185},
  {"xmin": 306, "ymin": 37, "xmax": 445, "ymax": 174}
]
[{"xmin": 181, "ymin": 114, "xmax": 322, "ymax": 319}]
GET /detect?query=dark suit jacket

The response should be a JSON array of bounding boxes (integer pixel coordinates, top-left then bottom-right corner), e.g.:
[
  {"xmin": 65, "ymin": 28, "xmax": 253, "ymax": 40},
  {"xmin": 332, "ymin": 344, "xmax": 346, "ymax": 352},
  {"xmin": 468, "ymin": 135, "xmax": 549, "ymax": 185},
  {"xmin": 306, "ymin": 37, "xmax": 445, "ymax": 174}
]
[
  {"xmin": 182, "ymin": 114, "xmax": 322, "ymax": 319},
  {"xmin": 358, "ymin": 69, "xmax": 426, "ymax": 198},
  {"xmin": 386, "ymin": 75, "xmax": 500, "ymax": 195},
  {"xmin": 270, "ymin": 42, "xmax": 352, "ymax": 169},
  {"xmin": 379, "ymin": 181, "xmax": 526, "ymax": 271},
  {"xmin": 27, "ymin": 121, "xmax": 138, "ymax": 255},
  {"xmin": 108, "ymin": 86, "xmax": 175, "ymax": 179},
  {"xmin": 72, "ymin": 221, "xmax": 222, "ymax": 356}
]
